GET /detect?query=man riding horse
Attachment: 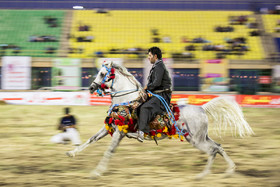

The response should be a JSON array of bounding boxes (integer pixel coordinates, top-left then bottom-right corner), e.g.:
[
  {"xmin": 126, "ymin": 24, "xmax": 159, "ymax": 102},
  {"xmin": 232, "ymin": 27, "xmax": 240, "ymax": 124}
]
[{"xmin": 137, "ymin": 46, "xmax": 172, "ymax": 142}]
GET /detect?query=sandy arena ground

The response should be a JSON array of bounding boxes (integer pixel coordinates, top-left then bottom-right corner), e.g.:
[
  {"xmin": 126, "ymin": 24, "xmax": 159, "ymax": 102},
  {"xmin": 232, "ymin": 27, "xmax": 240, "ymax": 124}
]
[{"xmin": 0, "ymin": 105, "xmax": 279, "ymax": 187}]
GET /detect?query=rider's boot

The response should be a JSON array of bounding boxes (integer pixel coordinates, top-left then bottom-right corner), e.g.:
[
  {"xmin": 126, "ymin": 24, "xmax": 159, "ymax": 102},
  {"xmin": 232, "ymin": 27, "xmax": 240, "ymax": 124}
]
[{"xmin": 137, "ymin": 130, "xmax": 144, "ymax": 143}]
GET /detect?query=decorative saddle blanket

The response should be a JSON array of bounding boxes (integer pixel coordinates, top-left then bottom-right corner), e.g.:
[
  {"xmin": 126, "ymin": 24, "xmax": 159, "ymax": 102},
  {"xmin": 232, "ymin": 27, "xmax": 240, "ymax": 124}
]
[{"xmin": 104, "ymin": 103, "xmax": 182, "ymax": 140}]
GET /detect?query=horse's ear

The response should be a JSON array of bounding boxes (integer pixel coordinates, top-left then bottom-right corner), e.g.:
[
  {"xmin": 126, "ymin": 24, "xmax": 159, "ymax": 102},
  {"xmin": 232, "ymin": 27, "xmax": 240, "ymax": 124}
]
[{"xmin": 109, "ymin": 61, "xmax": 113, "ymax": 67}]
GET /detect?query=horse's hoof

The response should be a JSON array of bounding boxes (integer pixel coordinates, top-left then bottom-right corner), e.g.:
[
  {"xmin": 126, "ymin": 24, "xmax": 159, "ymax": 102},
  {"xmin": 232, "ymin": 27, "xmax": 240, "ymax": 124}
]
[
  {"xmin": 89, "ymin": 170, "xmax": 101, "ymax": 179},
  {"xmin": 66, "ymin": 151, "xmax": 75, "ymax": 158},
  {"xmin": 224, "ymin": 165, "xmax": 236, "ymax": 177},
  {"xmin": 195, "ymin": 171, "xmax": 210, "ymax": 180}
]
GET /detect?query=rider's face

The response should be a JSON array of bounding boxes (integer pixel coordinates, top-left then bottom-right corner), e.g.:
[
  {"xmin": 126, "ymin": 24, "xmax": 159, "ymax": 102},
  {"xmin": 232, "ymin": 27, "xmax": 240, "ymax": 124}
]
[{"xmin": 148, "ymin": 52, "xmax": 157, "ymax": 64}]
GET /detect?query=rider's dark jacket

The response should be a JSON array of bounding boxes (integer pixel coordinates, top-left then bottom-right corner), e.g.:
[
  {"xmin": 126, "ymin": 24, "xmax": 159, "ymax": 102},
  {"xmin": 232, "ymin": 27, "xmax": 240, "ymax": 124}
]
[
  {"xmin": 147, "ymin": 59, "xmax": 172, "ymax": 92},
  {"xmin": 138, "ymin": 59, "xmax": 172, "ymax": 133}
]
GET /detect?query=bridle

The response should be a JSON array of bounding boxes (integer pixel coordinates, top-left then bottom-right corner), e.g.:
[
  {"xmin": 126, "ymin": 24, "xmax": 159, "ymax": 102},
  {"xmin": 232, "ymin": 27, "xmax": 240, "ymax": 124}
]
[{"xmin": 95, "ymin": 64, "xmax": 139, "ymax": 98}]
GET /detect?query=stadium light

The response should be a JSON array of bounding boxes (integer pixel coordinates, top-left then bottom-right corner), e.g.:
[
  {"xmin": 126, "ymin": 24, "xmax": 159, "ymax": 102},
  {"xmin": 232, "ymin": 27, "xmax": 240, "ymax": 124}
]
[{"xmin": 73, "ymin": 6, "xmax": 84, "ymax": 10}]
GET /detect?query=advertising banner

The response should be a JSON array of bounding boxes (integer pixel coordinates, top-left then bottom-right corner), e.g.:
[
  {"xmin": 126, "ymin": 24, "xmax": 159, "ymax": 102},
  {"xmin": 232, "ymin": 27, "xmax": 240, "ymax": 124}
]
[
  {"xmin": 171, "ymin": 94, "xmax": 235, "ymax": 105},
  {"xmin": 52, "ymin": 58, "xmax": 81, "ymax": 90},
  {"xmin": 89, "ymin": 93, "xmax": 111, "ymax": 105},
  {"xmin": 200, "ymin": 59, "xmax": 229, "ymax": 92},
  {"xmin": 0, "ymin": 92, "xmax": 279, "ymax": 108},
  {"xmin": 1, "ymin": 56, "xmax": 31, "ymax": 90},
  {"xmin": 259, "ymin": 76, "xmax": 272, "ymax": 84},
  {"xmin": 0, "ymin": 92, "xmax": 89, "ymax": 105},
  {"xmin": 236, "ymin": 95, "xmax": 280, "ymax": 108}
]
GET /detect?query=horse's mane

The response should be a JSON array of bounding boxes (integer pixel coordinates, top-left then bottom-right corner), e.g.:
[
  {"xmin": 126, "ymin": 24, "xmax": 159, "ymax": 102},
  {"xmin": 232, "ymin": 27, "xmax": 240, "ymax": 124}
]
[{"xmin": 111, "ymin": 62, "xmax": 142, "ymax": 89}]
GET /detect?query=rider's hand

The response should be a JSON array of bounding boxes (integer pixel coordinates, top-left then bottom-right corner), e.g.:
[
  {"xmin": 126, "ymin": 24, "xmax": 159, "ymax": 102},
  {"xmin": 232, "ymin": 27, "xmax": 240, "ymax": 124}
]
[{"xmin": 144, "ymin": 86, "xmax": 148, "ymax": 92}]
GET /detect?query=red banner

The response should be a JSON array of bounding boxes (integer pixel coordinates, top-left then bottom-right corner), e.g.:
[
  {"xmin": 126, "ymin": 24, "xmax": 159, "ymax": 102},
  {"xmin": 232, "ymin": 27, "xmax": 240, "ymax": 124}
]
[
  {"xmin": 236, "ymin": 95, "xmax": 280, "ymax": 107},
  {"xmin": 259, "ymin": 76, "xmax": 271, "ymax": 84},
  {"xmin": 89, "ymin": 93, "xmax": 111, "ymax": 105},
  {"xmin": 171, "ymin": 94, "xmax": 220, "ymax": 105}
]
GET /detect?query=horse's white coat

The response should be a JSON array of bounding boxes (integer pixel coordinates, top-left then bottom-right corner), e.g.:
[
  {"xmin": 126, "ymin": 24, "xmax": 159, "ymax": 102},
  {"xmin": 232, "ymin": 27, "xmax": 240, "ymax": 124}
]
[{"xmin": 66, "ymin": 62, "xmax": 253, "ymax": 179}]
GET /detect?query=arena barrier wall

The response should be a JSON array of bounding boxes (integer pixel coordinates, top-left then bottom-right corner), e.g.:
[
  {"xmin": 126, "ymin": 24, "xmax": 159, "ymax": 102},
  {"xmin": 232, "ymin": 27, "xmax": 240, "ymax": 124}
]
[{"xmin": 0, "ymin": 92, "xmax": 280, "ymax": 108}]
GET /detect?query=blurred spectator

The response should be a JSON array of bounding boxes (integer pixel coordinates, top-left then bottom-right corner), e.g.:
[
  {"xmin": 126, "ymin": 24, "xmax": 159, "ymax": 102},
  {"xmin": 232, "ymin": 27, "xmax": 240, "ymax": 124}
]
[
  {"xmin": 96, "ymin": 8, "xmax": 109, "ymax": 14},
  {"xmin": 250, "ymin": 30, "xmax": 261, "ymax": 36},
  {"xmin": 95, "ymin": 51, "xmax": 104, "ymax": 57},
  {"xmin": 214, "ymin": 44, "xmax": 225, "ymax": 51},
  {"xmin": 192, "ymin": 36, "xmax": 210, "ymax": 43},
  {"xmin": 260, "ymin": 7, "xmax": 269, "ymax": 14},
  {"xmin": 50, "ymin": 108, "xmax": 81, "ymax": 146},
  {"xmin": 229, "ymin": 15, "xmax": 248, "ymax": 25},
  {"xmin": 185, "ymin": 45, "xmax": 196, "ymax": 51},
  {"xmin": 215, "ymin": 26, "xmax": 234, "ymax": 32},
  {"xmin": 44, "ymin": 16, "xmax": 58, "ymax": 27},
  {"xmin": 77, "ymin": 36, "xmax": 94, "ymax": 42},
  {"xmin": 11, "ymin": 45, "xmax": 21, "ymax": 54},
  {"xmin": 85, "ymin": 35, "xmax": 94, "ymax": 42},
  {"xmin": 224, "ymin": 36, "xmax": 234, "ymax": 44},
  {"xmin": 172, "ymin": 52, "xmax": 194, "ymax": 59},
  {"xmin": 152, "ymin": 37, "xmax": 161, "ymax": 43},
  {"xmin": 45, "ymin": 46, "xmax": 56, "ymax": 54},
  {"xmin": 246, "ymin": 22, "xmax": 258, "ymax": 29},
  {"xmin": 181, "ymin": 36, "xmax": 189, "ymax": 43},
  {"xmin": 78, "ymin": 24, "xmax": 90, "ymax": 31},
  {"xmin": 29, "ymin": 35, "xmax": 57, "ymax": 42},
  {"xmin": 151, "ymin": 28, "xmax": 159, "ymax": 35},
  {"xmin": 68, "ymin": 47, "xmax": 75, "ymax": 54},
  {"xmin": 162, "ymin": 36, "xmax": 172, "ymax": 43}
]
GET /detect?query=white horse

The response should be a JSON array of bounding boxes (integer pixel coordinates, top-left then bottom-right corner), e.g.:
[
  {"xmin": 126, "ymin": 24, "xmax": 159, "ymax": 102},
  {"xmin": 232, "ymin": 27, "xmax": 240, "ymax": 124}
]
[{"xmin": 66, "ymin": 61, "xmax": 254, "ymax": 179}]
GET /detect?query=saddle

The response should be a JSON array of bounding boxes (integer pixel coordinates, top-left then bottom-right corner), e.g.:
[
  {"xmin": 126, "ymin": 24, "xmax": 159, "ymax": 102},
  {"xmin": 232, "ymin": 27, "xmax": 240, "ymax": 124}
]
[{"xmin": 104, "ymin": 97, "xmax": 181, "ymax": 140}]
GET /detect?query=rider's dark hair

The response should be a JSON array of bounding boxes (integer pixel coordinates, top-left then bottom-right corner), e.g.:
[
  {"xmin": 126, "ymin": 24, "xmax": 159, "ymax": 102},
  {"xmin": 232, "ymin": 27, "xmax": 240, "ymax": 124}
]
[{"xmin": 148, "ymin": 46, "xmax": 162, "ymax": 59}]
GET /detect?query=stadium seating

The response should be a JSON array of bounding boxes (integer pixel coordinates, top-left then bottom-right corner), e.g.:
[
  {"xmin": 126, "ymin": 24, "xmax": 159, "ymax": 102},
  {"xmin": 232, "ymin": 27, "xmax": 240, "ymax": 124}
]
[
  {"xmin": 0, "ymin": 10, "xmax": 65, "ymax": 57},
  {"xmin": 69, "ymin": 10, "xmax": 264, "ymax": 60},
  {"xmin": 262, "ymin": 14, "xmax": 280, "ymax": 33}
]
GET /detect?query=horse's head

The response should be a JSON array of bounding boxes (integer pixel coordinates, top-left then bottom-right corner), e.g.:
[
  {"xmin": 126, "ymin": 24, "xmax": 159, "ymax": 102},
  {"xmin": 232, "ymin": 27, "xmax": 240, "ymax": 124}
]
[{"xmin": 89, "ymin": 61, "xmax": 116, "ymax": 94}]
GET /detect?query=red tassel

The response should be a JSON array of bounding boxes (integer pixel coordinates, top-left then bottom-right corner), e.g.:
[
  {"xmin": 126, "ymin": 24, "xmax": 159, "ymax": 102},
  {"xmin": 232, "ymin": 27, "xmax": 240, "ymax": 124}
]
[
  {"xmin": 157, "ymin": 129, "xmax": 163, "ymax": 133},
  {"xmin": 115, "ymin": 119, "xmax": 120, "ymax": 125},
  {"xmin": 110, "ymin": 74, "xmax": 115, "ymax": 79},
  {"xmin": 118, "ymin": 115, "xmax": 125, "ymax": 122},
  {"xmin": 129, "ymin": 118, "xmax": 134, "ymax": 125},
  {"xmin": 111, "ymin": 68, "xmax": 115, "ymax": 74},
  {"xmin": 101, "ymin": 84, "xmax": 108, "ymax": 89},
  {"xmin": 109, "ymin": 118, "xmax": 113, "ymax": 124},
  {"xmin": 150, "ymin": 131, "xmax": 156, "ymax": 136}
]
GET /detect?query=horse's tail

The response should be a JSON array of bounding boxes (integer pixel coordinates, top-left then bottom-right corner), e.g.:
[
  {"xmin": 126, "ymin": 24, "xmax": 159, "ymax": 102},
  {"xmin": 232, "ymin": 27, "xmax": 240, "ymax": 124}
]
[{"xmin": 202, "ymin": 97, "xmax": 254, "ymax": 137}]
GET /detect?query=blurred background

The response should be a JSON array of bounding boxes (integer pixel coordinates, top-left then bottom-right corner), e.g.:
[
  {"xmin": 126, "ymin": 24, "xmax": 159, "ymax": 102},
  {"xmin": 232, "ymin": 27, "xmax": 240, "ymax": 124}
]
[
  {"xmin": 1, "ymin": 0, "xmax": 280, "ymax": 106},
  {"xmin": 0, "ymin": 0, "xmax": 279, "ymax": 97},
  {"xmin": 0, "ymin": 1, "xmax": 280, "ymax": 186}
]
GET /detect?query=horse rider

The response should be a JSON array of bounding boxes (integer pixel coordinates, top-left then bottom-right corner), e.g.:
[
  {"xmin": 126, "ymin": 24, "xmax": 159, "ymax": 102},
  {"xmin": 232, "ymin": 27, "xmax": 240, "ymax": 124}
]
[
  {"xmin": 50, "ymin": 107, "xmax": 81, "ymax": 146},
  {"xmin": 137, "ymin": 46, "xmax": 172, "ymax": 142}
]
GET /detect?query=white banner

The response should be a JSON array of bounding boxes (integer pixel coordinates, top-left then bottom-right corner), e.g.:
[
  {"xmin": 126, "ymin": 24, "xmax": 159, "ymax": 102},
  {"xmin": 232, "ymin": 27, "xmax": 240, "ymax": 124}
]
[
  {"xmin": 0, "ymin": 92, "xmax": 89, "ymax": 105},
  {"xmin": 1, "ymin": 56, "xmax": 31, "ymax": 90}
]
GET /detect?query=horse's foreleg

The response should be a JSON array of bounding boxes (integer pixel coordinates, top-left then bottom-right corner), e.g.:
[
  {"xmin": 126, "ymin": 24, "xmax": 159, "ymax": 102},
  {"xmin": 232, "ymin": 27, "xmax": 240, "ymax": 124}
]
[
  {"xmin": 90, "ymin": 130, "xmax": 124, "ymax": 178},
  {"xmin": 66, "ymin": 126, "xmax": 108, "ymax": 158}
]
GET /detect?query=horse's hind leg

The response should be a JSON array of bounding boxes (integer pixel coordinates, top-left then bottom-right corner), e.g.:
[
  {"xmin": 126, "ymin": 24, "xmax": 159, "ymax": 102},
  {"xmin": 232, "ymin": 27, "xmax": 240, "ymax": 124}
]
[
  {"xmin": 66, "ymin": 126, "xmax": 108, "ymax": 158},
  {"xmin": 90, "ymin": 130, "xmax": 124, "ymax": 178},
  {"xmin": 194, "ymin": 136, "xmax": 235, "ymax": 179},
  {"xmin": 196, "ymin": 153, "xmax": 216, "ymax": 179},
  {"xmin": 217, "ymin": 146, "xmax": 236, "ymax": 176}
]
